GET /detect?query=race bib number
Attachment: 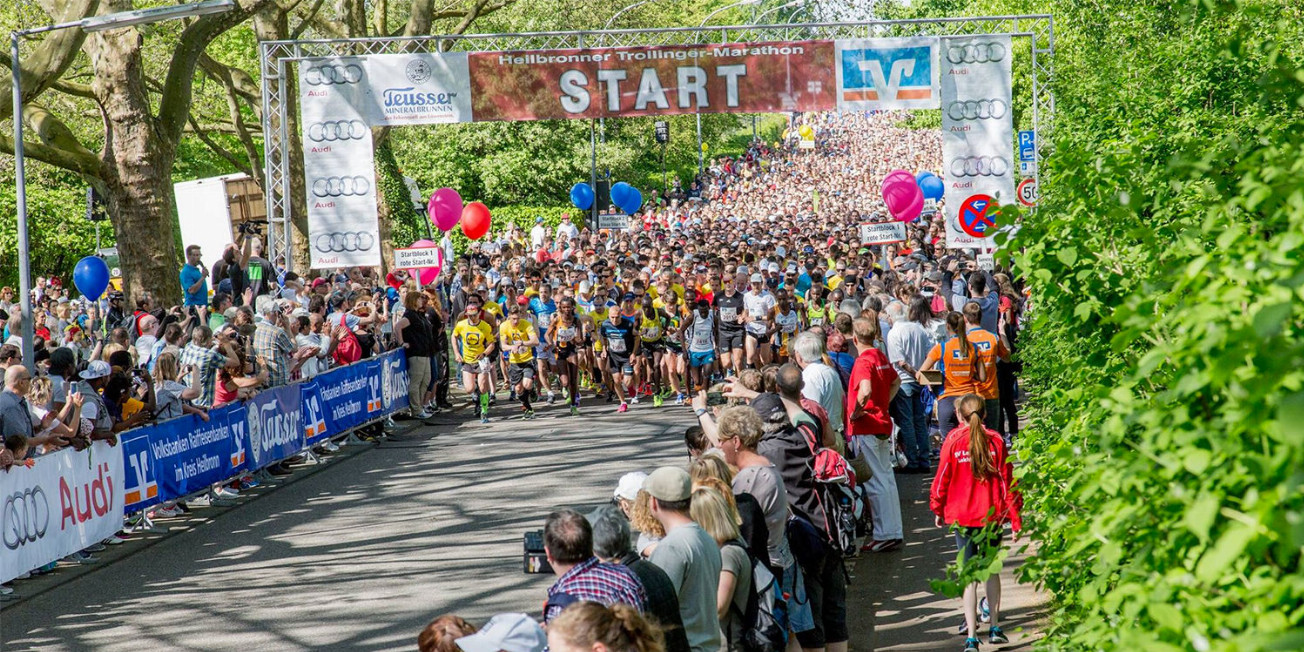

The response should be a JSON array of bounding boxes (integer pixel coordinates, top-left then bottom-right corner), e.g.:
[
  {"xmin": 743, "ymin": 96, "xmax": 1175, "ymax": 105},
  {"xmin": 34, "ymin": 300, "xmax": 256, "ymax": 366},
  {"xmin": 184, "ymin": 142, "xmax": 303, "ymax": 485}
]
[
  {"xmin": 719, "ymin": 307, "xmax": 738, "ymax": 322},
  {"xmin": 538, "ymin": 312, "xmax": 553, "ymax": 328},
  {"xmin": 557, "ymin": 327, "xmax": 577, "ymax": 342},
  {"xmin": 607, "ymin": 337, "xmax": 627, "ymax": 353},
  {"xmin": 642, "ymin": 325, "xmax": 660, "ymax": 339},
  {"xmin": 692, "ymin": 331, "xmax": 713, "ymax": 349}
]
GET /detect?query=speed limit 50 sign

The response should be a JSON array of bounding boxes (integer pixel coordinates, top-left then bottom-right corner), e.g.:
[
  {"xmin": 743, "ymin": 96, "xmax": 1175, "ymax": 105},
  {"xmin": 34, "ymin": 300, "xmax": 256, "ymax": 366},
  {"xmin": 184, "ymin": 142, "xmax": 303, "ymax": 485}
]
[{"xmin": 1017, "ymin": 178, "xmax": 1038, "ymax": 207}]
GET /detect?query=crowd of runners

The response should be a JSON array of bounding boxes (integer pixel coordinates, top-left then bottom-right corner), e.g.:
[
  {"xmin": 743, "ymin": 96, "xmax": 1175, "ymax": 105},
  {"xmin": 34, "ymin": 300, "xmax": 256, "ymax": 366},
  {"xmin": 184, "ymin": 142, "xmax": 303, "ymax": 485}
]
[{"xmin": 3, "ymin": 110, "xmax": 1025, "ymax": 652}]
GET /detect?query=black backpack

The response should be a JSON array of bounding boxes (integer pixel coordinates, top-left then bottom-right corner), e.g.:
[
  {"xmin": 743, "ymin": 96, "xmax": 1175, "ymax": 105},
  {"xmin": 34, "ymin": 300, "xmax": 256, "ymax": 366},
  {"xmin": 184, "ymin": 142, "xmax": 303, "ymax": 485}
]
[{"xmin": 723, "ymin": 540, "xmax": 786, "ymax": 652}]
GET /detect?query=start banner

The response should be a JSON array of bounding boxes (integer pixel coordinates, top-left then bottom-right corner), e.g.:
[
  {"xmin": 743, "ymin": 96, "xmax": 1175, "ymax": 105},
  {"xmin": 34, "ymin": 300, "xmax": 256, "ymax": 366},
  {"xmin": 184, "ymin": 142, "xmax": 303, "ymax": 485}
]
[
  {"xmin": 467, "ymin": 41, "xmax": 837, "ymax": 121},
  {"xmin": 1, "ymin": 442, "xmax": 124, "ymax": 584}
]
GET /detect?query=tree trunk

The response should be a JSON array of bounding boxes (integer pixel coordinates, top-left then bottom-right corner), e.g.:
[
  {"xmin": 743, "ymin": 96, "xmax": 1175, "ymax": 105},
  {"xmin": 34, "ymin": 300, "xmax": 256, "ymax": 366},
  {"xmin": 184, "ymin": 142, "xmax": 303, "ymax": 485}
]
[{"xmin": 88, "ymin": 26, "xmax": 182, "ymax": 307}]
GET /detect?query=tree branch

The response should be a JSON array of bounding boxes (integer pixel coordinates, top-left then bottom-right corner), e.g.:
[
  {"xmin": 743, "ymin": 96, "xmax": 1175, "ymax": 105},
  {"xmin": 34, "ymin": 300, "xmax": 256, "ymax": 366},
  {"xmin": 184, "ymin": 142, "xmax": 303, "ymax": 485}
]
[
  {"xmin": 289, "ymin": 0, "xmax": 329, "ymax": 39},
  {"xmin": 0, "ymin": 130, "xmax": 102, "ymax": 178},
  {"xmin": 187, "ymin": 114, "xmax": 253, "ymax": 176},
  {"xmin": 157, "ymin": 0, "xmax": 275, "ymax": 145},
  {"xmin": 0, "ymin": 0, "xmax": 100, "ymax": 121}
]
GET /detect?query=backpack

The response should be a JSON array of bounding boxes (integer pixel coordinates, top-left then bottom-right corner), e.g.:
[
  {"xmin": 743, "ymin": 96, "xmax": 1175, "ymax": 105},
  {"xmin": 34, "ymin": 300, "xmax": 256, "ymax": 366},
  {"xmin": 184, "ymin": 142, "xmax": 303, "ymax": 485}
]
[
  {"xmin": 795, "ymin": 413, "xmax": 863, "ymax": 559},
  {"xmin": 332, "ymin": 313, "xmax": 362, "ymax": 366},
  {"xmin": 723, "ymin": 541, "xmax": 786, "ymax": 652}
]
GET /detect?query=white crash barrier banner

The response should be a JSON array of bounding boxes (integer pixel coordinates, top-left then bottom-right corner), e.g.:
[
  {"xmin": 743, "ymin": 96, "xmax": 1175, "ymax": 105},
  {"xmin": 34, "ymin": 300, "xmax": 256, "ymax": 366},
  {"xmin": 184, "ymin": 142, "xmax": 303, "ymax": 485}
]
[{"xmin": 1, "ymin": 442, "xmax": 124, "ymax": 583}]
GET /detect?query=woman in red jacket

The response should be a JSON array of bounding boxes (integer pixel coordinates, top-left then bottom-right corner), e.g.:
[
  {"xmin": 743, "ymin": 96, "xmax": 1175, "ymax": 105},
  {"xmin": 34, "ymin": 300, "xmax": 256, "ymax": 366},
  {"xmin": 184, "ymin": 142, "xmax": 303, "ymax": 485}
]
[{"xmin": 930, "ymin": 393, "xmax": 1021, "ymax": 652}]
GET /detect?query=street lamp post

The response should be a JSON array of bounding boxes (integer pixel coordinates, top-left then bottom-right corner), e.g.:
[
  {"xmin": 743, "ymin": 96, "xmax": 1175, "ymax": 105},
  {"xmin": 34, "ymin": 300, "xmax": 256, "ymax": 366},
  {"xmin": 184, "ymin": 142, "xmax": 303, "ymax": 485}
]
[
  {"xmin": 10, "ymin": 0, "xmax": 234, "ymax": 372},
  {"xmin": 695, "ymin": 0, "xmax": 761, "ymax": 173},
  {"xmin": 747, "ymin": 1, "xmax": 804, "ymax": 145}
]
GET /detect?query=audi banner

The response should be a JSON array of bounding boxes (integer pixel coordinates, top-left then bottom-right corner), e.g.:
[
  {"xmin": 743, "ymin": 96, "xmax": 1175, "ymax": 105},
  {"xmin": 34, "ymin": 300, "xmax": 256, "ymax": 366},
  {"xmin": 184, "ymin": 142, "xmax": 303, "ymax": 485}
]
[
  {"xmin": 940, "ymin": 35, "xmax": 1015, "ymax": 249},
  {"xmin": 300, "ymin": 56, "xmax": 383, "ymax": 269},
  {"xmin": 465, "ymin": 41, "xmax": 837, "ymax": 121},
  {"xmin": 1, "ymin": 442, "xmax": 124, "ymax": 584}
]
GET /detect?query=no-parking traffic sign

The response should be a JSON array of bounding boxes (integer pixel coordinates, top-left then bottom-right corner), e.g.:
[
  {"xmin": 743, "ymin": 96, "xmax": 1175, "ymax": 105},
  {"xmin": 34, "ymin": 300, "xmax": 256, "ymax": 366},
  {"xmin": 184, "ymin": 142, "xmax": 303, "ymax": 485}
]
[{"xmin": 958, "ymin": 194, "xmax": 996, "ymax": 238}]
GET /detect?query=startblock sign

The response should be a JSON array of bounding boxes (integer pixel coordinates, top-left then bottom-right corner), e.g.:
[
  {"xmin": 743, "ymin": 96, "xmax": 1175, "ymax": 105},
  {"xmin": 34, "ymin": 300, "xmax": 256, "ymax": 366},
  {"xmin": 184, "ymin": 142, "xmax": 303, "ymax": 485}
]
[{"xmin": 394, "ymin": 246, "xmax": 444, "ymax": 270}]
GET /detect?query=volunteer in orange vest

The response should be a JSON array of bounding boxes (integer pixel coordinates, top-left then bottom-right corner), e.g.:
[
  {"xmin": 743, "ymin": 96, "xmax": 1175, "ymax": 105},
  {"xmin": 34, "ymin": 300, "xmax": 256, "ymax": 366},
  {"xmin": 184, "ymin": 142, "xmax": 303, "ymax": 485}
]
[
  {"xmin": 962, "ymin": 302, "xmax": 1010, "ymax": 431},
  {"xmin": 929, "ymin": 393, "xmax": 1021, "ymax": 652},
  {"xmin": 916, "ymin": 312, "xmax": 986, "ymax": 435}
]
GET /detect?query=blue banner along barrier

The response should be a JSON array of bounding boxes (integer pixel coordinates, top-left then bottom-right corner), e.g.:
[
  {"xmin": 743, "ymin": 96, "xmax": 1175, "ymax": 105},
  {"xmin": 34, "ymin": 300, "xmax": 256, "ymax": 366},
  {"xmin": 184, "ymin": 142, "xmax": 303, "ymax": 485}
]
[{"xmin": 121, "ymin": 350, "xmax": 410, "ymax": 514}]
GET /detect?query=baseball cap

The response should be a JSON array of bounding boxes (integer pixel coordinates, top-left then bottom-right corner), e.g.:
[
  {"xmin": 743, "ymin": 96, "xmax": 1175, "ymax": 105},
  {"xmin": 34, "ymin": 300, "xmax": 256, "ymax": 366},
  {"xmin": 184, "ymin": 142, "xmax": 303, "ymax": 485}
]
[
  {"xmin": 455, "ymin": 613, "xmax": 546, "ymax": 652},
  {"xmin": 311, "ymin": 278, "xmax": 328, "ymax": 289},
  {"xmin": 749, "ymin": 273, "xmax": 763, "ymax": 283},
  {"xmin": 535, "ymin": 216, "xmax": 544, "ymax": 223},
  {"xmin": 465, "ymin": 305, "xmax": 479, "ymax": 314},
  {"xmin": 79, "ymin": 360, "xmax": 112, "ymax": 380},
  {"xmin": 767, "ymin": 262, "xmax": 780, "ymax": 273},
  {"xmin": 578, "ymin": 281, "xmax": 592, "ymax": 293},
  {"xmin": 614, "ymin": 471, "xmax": 649, "ymax": 502},
  {"xmin": 643, "ymin": 466, "xmax": 691, "ymax": 502},
  {"xmin": 622, "ymin": 292, "xmax": 637, "ymax": 302}
]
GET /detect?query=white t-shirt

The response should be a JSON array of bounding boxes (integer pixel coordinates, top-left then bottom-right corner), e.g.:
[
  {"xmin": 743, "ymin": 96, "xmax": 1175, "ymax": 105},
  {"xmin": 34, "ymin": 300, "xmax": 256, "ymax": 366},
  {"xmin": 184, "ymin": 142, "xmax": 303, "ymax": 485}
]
[
  {"xmin": 801, "ymin": 362, "xmax": 845, "ymax": 431},
  {"xmin": 743, "ymin": 291, "xmax": 776, "ymax": 334},
  {"xmin": 530, "ymin": 224, "xmax": 547, "ymax": 249}
]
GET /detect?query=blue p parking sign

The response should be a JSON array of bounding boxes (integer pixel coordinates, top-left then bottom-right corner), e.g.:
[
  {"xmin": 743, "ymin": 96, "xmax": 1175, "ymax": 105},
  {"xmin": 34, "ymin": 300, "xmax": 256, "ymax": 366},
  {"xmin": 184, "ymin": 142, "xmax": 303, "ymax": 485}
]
[{"xmin": 1018, "ymin": 130, "xmax": 1036, "ymax": 161}]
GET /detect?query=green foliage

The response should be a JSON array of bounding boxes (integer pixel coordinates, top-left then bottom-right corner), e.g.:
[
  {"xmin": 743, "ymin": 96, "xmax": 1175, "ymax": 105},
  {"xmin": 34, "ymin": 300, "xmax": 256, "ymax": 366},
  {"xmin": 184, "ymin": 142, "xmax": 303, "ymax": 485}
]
[
  {"xmin": 971, "ymin": 0, "xmax": 1304, "ymax": 650},
  {"xmin": 0, "ymin": 166, "xmax": 111, "ymax": 288}
]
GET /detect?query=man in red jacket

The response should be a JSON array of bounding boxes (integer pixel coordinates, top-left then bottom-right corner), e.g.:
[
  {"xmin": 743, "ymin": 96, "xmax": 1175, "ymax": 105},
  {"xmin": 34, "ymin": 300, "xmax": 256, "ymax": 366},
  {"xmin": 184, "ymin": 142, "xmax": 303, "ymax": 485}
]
[{"xmin": 844, "ymin": 317, "xmax": 902, "ymax": 552}]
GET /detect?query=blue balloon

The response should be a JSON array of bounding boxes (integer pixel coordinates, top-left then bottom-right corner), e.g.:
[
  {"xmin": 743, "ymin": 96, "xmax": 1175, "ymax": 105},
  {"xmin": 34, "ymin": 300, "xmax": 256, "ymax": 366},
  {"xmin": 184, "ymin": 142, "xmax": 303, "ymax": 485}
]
[
  {"xmin": 621, "ymin": 188, "xmax": 644, "ymax": 214},
  {"xmin": 919, "ymin": 174, "xmax": 945, "ymax": 201},
  {"xmin": 570, "ymin": 182, "xmax": 594, "ymax": 210},
  {"xmin": 915, "ymin": 170, "xmax": 936, "ymax": 184},
  {"xmin": 73, "ymin": 256, "xmax": 110, "ymax": 301},
  {"xmin": 610, "ymin": 182, "xmax": 633, "ymax": 209}
]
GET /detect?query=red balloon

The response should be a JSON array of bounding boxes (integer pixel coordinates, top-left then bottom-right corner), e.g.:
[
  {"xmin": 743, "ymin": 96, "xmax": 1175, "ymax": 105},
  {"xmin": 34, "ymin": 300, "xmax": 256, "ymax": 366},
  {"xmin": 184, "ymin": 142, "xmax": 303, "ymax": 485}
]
[
  {"xmin": 461, "ymin": 202, "xmax": 491, "ymax": 240},
  {"xmin": 385, "ymin": 272, "xmax": 403, "ymax": 290}
]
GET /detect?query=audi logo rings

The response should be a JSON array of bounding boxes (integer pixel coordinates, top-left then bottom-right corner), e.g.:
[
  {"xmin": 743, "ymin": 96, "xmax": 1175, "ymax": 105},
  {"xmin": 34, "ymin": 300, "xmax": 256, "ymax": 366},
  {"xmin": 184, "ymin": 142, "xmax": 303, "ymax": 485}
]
[
  {"xmin": 315, "ymin": 232, "xmax": 376, "ymax": 253},
  {"xmin": 304, "ymin": 63, "xmax": 363, "ymax": 85},
  {"xmin": 307, "ymin": 120, "xmax": 367, "ymax": 142},
  {"xmin": 946, "ymin": 42, "xmax": 1007, "ymax": 64},
  {"xmin": 312, "ymin": 176, "xmax": 371, "ymax": 198},
  {"xmin": 946, "ymin": 99, "xmax": 1009, "ymax": 121},
  {"xmin": 950, "ymin": 156, "xmax": 1010, "ymax": 177},
  {"xmin": 4, "ymin": 487, "xmax": 50, "ymax": 550}
]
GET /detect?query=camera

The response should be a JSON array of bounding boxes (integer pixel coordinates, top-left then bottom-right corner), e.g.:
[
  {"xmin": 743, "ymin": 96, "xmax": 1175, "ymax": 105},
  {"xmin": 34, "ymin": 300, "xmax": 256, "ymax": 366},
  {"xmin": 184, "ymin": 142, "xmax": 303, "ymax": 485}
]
[
  {"xmin": 523, "ymin": 530, "xmax": 552, "ymax": 574},
  {"xmin": 238, "ymin": 221, "xmax": 264, "ymax": 235}
]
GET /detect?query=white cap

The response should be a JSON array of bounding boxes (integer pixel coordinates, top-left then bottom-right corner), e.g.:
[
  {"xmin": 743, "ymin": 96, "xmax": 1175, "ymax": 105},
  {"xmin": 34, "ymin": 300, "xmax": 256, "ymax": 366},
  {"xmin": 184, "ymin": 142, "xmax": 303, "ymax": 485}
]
[{"xmin": 614, "ymin": 471, "xmax": 649, "ymax": 502}]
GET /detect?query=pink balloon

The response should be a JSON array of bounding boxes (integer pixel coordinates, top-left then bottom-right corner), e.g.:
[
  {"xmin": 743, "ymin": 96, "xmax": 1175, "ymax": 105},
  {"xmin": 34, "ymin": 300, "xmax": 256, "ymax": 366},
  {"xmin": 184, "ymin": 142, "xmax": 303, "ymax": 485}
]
[
  {"xmin": 428, "ymin": 188, "xmax": 463, "ymax": 232},
  {"xmin": 881, "ymin": 169, "xmax": 915, "ymax": 192},
  {"xmin": 408, "ymin": 239, "xmax": 443, "ymax": 286},
  {"xmin": 894, "ymin": 190, "xmax": 925, "ymax": 223},
  {"xmin": 882, "ymin": 178, "xmax": 921, "ymax": 214}
]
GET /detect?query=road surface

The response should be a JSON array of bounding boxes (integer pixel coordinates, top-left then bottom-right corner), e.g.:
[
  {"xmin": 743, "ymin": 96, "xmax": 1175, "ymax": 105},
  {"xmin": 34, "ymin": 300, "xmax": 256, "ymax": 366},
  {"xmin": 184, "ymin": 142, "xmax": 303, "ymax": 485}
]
[{"xmin": 0, "ymin": 399, "xmax": 1043, "ymax": 651}]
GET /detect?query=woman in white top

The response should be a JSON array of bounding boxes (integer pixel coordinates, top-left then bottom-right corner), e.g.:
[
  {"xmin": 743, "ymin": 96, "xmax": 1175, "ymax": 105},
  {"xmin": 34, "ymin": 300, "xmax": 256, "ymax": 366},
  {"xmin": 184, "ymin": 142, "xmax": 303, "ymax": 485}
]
[
  {"xmin": 152, "ymin": 352, "xmax": 209, "ymax": 422},
  {"xmin": 26, "ymin": 377, "xmax": 84, "ymax": 455}
]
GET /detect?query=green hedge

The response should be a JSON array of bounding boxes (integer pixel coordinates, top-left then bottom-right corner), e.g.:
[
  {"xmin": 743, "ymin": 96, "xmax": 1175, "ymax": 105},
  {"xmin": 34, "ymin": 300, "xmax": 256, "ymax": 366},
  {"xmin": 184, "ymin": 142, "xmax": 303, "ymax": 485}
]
[{"xmin": 991, "ymin": 1, "xmax": 1304, "ymax": 650}]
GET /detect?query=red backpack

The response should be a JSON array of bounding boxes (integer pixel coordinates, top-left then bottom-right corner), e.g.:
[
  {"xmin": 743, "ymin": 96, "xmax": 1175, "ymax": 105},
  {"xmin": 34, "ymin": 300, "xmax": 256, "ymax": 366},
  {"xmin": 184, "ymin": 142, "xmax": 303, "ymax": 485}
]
[{"xmin": 332, "ymin": 313, "xmax": 362, "ymax": 366}]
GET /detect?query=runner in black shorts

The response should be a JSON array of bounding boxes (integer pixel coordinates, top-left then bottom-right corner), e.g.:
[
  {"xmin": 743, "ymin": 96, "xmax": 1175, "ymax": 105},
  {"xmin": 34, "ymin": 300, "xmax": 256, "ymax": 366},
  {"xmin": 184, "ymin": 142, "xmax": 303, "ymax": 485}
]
[
  {"xmin": 599, "ymin": 293, "xmax": 641, "ymax": 413},
  {"xmin": 714, "ymin": 278, "xmax": 747, "ymax": 374},
  {"xmin": 547, "ymin": 297, "xmax": 586, "ymax": 415}
]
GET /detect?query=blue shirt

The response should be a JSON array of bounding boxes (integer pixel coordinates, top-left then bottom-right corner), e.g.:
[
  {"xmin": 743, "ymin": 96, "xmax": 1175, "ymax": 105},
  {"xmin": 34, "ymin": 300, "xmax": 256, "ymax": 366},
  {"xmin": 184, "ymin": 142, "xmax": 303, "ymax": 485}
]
[
  {"xmin": 180, "ymin": 264, "xmax": 207, "ymax": 307},
  {"xmin": 796, "ymin": 272, "xmax": 812, "ymax": 297}
]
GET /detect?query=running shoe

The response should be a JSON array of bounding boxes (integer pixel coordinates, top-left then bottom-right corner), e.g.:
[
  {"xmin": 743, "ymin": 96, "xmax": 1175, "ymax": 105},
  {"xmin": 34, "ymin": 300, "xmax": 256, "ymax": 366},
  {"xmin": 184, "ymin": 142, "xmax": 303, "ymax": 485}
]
[
  {"xmin": 862, "ymin": 539, "xmax": 903, "ymax": 553},
  {"xmin": 83, "ymin": 543, "xmax": 107, "ymax": 553},
  {"xmin": 675, "ymin": 393, "xmax": 686, "ymax": 406},
  {"xmin": 480, "ymin": 414, "xmax": 490, "ymax": 424},
  {"xmin": 103, "ymin": 535, "xmax": 127, "ymax": 545},
  {"xmin": 963, "ymin": 637, "xmax": 980, "ymax": 652},
  {"xmin": 653, "ymin": 394, "xmax": 664, "ymax": 407},
  {"xmin": 989, "ymin": 626, "xmax": 1008, "ymax": 645},
  {"xmin": 508, "ymin": 390, "xmax": 517, "ymax": 402},
  {"xmin": 523, "ymin": 408, "xmax": 535, "ymax": 420},
  {"xmin": 570, "ymin": 406, "xmax": 579, "ymax": 417},
  {"xmin": 547, "ymin": 391, "xmax": 556, "ymax": 405},
  {"xmin": 617, "ymin": 402, "xmax": 628, "ymax": 413},
  {"xmin": 62, "ymin": 551, "xmax": 98, "ymax": 565},
  {"xmin": 982, "ymin": 597, "xmax": 991, "ymax": 623}
]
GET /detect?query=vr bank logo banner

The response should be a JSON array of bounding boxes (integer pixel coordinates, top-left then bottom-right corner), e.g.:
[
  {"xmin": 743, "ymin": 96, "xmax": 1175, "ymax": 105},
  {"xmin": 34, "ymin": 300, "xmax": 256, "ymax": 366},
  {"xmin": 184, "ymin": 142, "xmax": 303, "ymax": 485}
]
[{"xmin": 834, "ymin": 38, "xmax": 940, "ymax": 110}]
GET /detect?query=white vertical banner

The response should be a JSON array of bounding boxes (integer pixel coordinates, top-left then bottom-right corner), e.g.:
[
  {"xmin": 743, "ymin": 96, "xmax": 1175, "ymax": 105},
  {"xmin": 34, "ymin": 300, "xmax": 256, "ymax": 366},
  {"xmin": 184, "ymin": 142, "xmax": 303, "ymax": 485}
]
[
  {"xmin": 940, "ymin": 35, "xmax": 1014, "ymax": 249},
  {"xmin": 1, "ymin": 443, "xmax": 125, "ymax": 583},
  {"xmin": 299, "ymin": 56, "xmax": 382, "ymax": 269}
]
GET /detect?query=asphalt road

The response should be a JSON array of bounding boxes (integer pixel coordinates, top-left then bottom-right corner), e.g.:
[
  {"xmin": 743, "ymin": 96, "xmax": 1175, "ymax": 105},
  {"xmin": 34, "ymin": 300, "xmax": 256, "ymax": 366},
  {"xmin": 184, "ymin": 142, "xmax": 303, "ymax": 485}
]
[{"xmin": 0, "ymin": 398, "xmax": 1043, "ymax": 651}]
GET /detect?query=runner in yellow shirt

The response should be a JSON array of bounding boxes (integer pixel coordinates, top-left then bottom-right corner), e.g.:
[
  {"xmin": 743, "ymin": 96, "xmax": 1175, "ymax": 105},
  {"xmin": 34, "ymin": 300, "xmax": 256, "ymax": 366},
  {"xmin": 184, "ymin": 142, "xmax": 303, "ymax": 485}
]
[
  {"xmin": 452, "ymin": 305, "xmax": 495, "ymax": 423},
  {"xmin": 500, "ymin": 304, "xmax": 540, "ymax": 419}
]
